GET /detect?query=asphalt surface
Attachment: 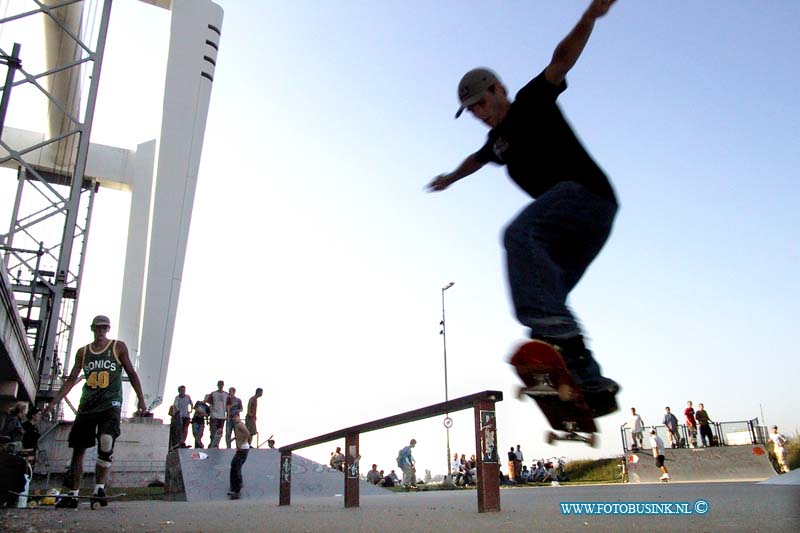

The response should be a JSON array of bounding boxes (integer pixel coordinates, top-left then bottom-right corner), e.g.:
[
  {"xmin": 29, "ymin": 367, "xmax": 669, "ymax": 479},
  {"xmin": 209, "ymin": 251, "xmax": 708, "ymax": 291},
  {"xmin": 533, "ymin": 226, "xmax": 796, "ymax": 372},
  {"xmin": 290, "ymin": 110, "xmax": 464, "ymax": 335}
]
[{"xmin": 1, "ymin": 482, "xmax": 798, "ymax": 532}]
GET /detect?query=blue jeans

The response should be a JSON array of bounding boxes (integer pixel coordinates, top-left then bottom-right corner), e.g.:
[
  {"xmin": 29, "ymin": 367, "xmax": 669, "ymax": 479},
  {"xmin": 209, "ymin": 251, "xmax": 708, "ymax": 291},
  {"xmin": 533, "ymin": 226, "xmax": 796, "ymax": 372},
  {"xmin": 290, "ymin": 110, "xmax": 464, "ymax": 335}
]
[{"xmin": 503, "ymin": 181, "xmax": 617, "ymax": 339}]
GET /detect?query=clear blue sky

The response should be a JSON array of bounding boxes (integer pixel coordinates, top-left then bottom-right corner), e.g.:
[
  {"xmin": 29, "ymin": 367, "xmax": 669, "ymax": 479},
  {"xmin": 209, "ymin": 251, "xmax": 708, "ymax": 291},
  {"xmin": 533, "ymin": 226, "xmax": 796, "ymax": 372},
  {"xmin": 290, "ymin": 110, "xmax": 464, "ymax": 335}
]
[{"xmin": 3, "ymin": 1, "xmax": 798, "ymax": 474}]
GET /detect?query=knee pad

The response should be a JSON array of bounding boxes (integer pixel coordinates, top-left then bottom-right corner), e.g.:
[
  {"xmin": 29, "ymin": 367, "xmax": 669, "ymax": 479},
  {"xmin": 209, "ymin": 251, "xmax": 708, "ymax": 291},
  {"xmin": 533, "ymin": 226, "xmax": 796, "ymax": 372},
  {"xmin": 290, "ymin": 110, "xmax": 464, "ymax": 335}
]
[{"xmin": 97, "ymin": 434, "xmax": 114, "ymax": 467}]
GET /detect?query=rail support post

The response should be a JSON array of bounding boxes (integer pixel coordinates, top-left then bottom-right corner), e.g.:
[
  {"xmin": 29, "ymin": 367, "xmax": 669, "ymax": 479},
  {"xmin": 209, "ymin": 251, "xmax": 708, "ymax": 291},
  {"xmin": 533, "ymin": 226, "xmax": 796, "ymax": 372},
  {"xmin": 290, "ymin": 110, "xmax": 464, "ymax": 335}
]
[
  {"xmin": 474, "ymin": 396, "xmax": 501, "ymax": 512},
  {"xmin": 344, "ymin": 432, "xmax": 360, "ymax": 508},
  {"xmin": 279, "ymin": 450, "xmax": 292, "ymax": 506}
]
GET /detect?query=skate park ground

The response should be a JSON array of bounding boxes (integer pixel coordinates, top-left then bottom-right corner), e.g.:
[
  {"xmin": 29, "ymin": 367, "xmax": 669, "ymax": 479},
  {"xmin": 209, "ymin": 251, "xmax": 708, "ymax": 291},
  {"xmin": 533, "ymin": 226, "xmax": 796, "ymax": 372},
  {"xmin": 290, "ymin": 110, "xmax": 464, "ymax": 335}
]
[{"xmin": 1, "ymin": 480, "xmax": 798, "ymax": 532}]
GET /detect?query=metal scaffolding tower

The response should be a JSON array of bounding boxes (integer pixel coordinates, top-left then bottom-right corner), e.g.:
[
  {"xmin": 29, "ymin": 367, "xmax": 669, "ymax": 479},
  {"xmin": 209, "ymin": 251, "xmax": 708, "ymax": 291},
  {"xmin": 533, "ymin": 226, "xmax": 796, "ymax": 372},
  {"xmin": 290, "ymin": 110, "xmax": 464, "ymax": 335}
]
[{"xmin": 0, "ymin": 0, "xmax": 112, "ymax": 403}]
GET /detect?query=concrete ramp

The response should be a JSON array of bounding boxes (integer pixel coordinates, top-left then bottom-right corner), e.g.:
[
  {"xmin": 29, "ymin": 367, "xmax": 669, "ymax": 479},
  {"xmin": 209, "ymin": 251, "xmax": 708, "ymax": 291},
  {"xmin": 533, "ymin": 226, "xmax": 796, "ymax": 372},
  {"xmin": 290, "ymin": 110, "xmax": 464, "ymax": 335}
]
[
  {"xmin": 626, "ymin": 444, "xmax": 777, "ymax": 483},
  {"xmin": 759, "ymin": 468, "xmax": 800, "ymax": 485},
  {"xmin": 166, "ymin": 448, "xmax": 390, "ymax": 501}
]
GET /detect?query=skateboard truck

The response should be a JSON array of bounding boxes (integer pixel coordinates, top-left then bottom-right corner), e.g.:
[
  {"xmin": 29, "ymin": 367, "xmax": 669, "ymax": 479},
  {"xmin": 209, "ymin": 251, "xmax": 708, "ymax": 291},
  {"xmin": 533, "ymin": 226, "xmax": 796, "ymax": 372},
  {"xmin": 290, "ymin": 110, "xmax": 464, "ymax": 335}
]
[
  {"xmin": 517, "ymin": 372, "xmax": 573, "ymax": 402},
  {"xmin": 545, "ymin": 421, "xmax": 597, "ymax": 448}
]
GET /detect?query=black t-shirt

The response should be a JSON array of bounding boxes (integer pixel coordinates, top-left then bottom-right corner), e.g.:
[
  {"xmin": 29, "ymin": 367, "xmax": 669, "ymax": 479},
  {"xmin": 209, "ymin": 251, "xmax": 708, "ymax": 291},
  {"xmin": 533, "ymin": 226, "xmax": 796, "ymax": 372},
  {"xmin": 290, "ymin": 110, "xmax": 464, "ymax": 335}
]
[
  {"xmin": 22, "ymin": 421, "xmax": 40, "ymax": 450},
  {"xmin": 475, "ymin": 70, "xmax": 616, "ymax": 203}
]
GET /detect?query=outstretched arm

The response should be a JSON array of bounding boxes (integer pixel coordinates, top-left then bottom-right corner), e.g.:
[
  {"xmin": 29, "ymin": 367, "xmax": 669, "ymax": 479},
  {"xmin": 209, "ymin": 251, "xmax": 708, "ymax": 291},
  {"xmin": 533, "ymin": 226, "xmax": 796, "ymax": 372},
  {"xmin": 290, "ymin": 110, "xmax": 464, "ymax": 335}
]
[
  {"xmin": 426, "ymin": 152, "xmax": 486, "ymax": 192},
  {"xmin": 544, "ymin": 0, "xmax": 617, "ymax": 85},
  {"xmin": 43, "ymin": 348, "xmax": 85, "ymax": 417}
]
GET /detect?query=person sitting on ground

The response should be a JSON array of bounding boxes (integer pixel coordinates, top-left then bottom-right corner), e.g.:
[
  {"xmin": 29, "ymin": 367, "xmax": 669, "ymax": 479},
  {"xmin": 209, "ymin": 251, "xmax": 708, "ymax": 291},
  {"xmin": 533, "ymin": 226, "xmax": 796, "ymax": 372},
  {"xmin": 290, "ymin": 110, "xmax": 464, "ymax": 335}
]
[
  {"xmin": 451, "ymin": 453, "xmax": 463, "ymax": 485},
  {"xmin": 467, "ymin": 454, "xmax": 478, "ymax": 484},
  {"xmin": 382, "ymin": 469, "xmax": 401, "ymax": 487},
  {"xmin": 0, "ymin": 401, "xmax": 27, "ymax": 444},
  {"xmin": 366, "ymin": 463, "xmax": 382, "ymax": 484},
  {"xmin": 533, "ymin": 461, "xmax": 546, "ymax": 482},
  {"xmin": 519, "ymin": 465, "xmax": 531, "ymax": 482},
  {"xmin": 542, "ymin": 461, "xmax": 559, "ymax": 483}
]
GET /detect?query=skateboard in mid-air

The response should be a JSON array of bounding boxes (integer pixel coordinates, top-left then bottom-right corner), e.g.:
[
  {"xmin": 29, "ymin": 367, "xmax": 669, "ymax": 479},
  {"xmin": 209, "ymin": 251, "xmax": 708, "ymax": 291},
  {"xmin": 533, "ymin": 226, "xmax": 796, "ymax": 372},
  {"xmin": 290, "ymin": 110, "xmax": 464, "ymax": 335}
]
[
  {"xmin": 510, "ymin": 340, "xmax": 598, "ymax": 447},
  {"xmin": 9, "ymin": 491, "xmax": 126, "ymax": 510}
]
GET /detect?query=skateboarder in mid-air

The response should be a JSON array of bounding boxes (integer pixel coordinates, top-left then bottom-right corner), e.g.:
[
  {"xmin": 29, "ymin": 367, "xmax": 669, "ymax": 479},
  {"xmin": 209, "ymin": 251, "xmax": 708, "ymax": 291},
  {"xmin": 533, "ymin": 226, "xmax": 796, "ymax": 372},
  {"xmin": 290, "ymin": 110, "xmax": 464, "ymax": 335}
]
[{"xmin": 427, "ymin": 0, "xmax": 620, "ymax": 415}]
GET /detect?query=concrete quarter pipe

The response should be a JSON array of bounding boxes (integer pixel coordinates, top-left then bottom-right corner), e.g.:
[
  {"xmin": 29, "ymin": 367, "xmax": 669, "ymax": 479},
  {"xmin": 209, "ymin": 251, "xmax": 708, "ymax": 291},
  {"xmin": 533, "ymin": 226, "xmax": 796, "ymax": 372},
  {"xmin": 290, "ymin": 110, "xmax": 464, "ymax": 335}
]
[
  {"xmin": 626, "ymin": 444, "xmax": 777, "ymax": 483},
  {"xmin": 166, "ymin": 448, "xmax": 390, "ymax": 501}
]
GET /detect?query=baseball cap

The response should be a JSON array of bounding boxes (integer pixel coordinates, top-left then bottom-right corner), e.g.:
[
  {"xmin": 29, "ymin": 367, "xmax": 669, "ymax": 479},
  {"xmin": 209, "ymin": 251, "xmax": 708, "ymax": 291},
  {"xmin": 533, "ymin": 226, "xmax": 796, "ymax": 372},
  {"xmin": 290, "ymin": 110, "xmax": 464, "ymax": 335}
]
[
  {"xmin": 455, "ymin": 67, "xmax": 500, "ymax": 119},
  {"xmin": 91, "ymin": 315, "xmax": 111, "ymax": 327}
]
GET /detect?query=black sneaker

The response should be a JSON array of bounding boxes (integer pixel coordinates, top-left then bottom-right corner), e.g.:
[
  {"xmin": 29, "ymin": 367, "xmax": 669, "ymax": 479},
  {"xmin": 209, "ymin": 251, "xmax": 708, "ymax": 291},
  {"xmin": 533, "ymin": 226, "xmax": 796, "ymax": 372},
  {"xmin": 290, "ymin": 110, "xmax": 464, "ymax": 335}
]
[
  {"xmin": 92, "ymin": 487, "xmax": 108, "ymax": 507},
  {"xmin": 55, "ymin": 495, "xmax": 79, "ymax": 509},
  {"xmin": 535, "ymin": 334, "xmax": 620, "ymax": 394}
]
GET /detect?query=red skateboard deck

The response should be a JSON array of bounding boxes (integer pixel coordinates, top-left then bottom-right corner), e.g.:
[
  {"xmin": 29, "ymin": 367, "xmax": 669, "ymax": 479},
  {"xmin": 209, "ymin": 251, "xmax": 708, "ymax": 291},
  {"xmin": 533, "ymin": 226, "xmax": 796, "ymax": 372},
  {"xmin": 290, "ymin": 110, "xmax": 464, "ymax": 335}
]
[{"xmin": 510, "ymin": 340, "xmax": 597, "ymax": 446}]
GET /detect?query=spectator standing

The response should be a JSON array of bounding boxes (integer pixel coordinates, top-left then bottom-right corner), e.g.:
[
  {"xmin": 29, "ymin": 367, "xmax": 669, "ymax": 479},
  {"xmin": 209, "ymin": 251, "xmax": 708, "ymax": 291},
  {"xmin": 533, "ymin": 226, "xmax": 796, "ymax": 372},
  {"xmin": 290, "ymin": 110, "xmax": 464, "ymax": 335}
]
[
  {"xmin": 624, "ymin": 407, "xmax": 645, "ymax": 451},
  {"xmin": 245, "ymin": 388, "xmax": 262, "ymax": 445},
  {"xmin": 21, "ymin": 408, "xmax": 41, "ymax": 453},
  {"xmin": 649, "ymin": 429, "xmax": 670, "ymax": 481},
  {"xmin": 684, "ymin": 401, "xmax": 698, "ymax": 448},
  {"xmin": 172, "ymin": 386, "xmax": 193, "ymax": 448},
  {"xmin": 662, "ymin": 407, "xmax": 680, "ymax": 448},
  {"xmin": 329, "ymin": 447, "xmax": 344, "ymax": 471},
  {"xmin": 191, "ymin": 399, "xmax": 209, "ymax": 448},
  {"xmin": 695, "ymin": 403, "xmax": 714, "ymax": 447},
  {"xmin": 514, "ymin": 445, "xmax": 524, "ymax": 480},
  {"xmin": 206, "ymin": 381, "xmax": 229, "ymax": 448},
  {"xmin": 507, "ymin": 447, "xmax": 518, "ymax": 481},
  {"xmin": 770, "ymin": 426, "xmax": 790, "ymax": 473},
  {"xmin": 228, "ymin": 412, "xmax": 250, "ymax": 499},
  {"xmin": 225, "ymin": 388, "xmax": 243, "ymax": 449},
  {"xmin": 397, "ymin": 439, "xmax": 417, "ymax": 489}
]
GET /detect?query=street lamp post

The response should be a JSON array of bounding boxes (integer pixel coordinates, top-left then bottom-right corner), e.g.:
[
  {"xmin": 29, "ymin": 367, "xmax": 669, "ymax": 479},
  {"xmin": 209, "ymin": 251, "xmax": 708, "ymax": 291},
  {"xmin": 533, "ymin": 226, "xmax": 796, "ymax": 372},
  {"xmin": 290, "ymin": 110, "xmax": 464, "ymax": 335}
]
[{"xmin": 440, "ymin": 281, "xmax": 455, "ymax": 484}]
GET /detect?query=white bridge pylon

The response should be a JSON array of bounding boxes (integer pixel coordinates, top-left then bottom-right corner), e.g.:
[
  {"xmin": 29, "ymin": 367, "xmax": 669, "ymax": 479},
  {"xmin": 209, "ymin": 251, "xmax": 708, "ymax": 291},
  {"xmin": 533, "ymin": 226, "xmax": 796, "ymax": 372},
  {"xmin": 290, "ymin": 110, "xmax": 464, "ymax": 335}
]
[{"xmin": 120, "ymin": 0, "xmax": 224, "ymax": 411}]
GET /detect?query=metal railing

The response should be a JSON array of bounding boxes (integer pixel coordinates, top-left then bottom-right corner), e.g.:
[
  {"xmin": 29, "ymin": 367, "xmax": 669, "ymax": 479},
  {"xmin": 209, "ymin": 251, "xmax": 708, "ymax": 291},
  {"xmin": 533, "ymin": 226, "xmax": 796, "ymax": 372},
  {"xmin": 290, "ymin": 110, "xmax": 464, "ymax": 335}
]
[
  {"xmin": 620, "ymin": 418, "xmax": 768, "ymax": 451},
  {"xmin": 278, "ymin": 390, "xmax": 503, "ymax": 512}
]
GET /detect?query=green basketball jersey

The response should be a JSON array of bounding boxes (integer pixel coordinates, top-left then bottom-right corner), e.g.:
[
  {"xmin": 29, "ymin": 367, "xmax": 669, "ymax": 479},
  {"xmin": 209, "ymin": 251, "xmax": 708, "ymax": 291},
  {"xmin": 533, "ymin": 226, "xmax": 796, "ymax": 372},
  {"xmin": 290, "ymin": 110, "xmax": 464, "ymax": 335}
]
[{"xmin": 77, "ymin": 340, "xmax": 124, "ymax": 414}]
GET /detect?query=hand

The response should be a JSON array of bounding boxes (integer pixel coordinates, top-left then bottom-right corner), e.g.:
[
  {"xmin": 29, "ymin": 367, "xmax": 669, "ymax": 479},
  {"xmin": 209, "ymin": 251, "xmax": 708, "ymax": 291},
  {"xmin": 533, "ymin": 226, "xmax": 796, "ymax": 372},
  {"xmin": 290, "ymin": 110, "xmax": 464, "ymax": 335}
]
[
  {"xmin": 586, "ymin": 0, "xmax": 616, "ymax": 19},
  {"xmin": 426, "ymin": 174, "xmax": 452, "ymax": 192},
  {"xmin": 137, "ymin": 398, "xmax": 148, "ymax": 415}
]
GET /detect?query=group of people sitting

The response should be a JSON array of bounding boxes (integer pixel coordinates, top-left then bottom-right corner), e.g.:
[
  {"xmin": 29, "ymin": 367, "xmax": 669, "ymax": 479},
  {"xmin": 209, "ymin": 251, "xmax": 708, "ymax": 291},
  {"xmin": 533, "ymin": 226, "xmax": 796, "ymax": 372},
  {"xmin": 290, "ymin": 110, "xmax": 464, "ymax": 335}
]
[
  {"xmin": 451, "ymin": 453, "xmax": 477, "ymax": 486},
  {"xmin": 513, "ymin": 460, "xmax": 561, "ymax": 484},
  {"xmin": 364, "ymin": 464, "xmax": 403, "ymax": 487}
]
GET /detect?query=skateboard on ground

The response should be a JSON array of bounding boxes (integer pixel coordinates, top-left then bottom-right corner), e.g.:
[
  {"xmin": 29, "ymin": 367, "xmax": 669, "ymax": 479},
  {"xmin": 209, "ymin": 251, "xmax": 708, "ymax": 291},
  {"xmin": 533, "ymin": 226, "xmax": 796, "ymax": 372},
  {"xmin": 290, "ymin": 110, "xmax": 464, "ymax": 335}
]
[
  {"xmin": 9, "ymin": 491, "xmax": 126, "ymax": 510},
  {"xmin": 510, "ymin": 340, "xmax": 598, "ymax": 447}
]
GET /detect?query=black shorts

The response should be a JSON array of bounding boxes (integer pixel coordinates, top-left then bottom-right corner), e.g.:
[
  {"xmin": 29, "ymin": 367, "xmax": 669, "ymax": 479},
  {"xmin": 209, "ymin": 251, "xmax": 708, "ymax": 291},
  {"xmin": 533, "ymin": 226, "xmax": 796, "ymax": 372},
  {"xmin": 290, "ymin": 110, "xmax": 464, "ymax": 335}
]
[
  {"xmin": 655, "ymin": 455, "xmax": 665, "ymax": 468},
  {"xmin": 68, "ymin": 407, "xmax": 121, "ymax": 450}
]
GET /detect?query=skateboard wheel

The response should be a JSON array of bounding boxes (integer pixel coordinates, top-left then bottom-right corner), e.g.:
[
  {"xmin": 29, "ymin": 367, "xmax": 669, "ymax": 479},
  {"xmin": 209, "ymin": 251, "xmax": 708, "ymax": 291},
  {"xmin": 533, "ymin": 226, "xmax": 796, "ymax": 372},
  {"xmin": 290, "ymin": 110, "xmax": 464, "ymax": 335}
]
[
  {"xmin": 557, "ymin": 384, "xmax": 572, "ymax": 401},
  {"xmin": 588, "ymin": 434, "xmax": 598, "ymax": 448},
  {"xmin": 545, "ymin": 431, "xmax": 556, "ymax": 445},
  {"xmin": 28, "ymin": 500, "xmax": 38, "ymax": 508},
  {"xmin": 515, "ymin": 386, "xmax": 527, "ymax": 401},
  {"xmin": 91, "ymin": 501, "xmax": 101, "ymax": 510}
]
